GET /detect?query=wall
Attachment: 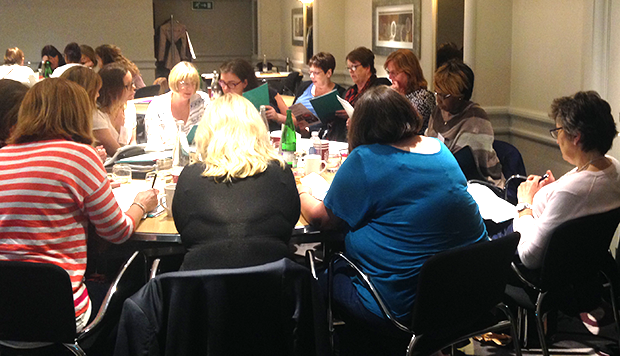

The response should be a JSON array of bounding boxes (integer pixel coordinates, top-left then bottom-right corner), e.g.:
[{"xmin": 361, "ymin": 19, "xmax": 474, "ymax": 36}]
[
  {"xmin": 154, "ymin": 0, "xmax": 253, "ymax": 75},
  {"xmin": 0, "ymin": 0, "xmax": 155, "ymax": 83}
]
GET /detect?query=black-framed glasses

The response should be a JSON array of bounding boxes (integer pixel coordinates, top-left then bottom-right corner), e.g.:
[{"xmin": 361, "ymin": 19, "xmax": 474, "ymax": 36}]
[
  {"xmin": 218, "ymin": 80, "xmax": 241, "ymax": 89},
  {"xmin": 549, "ymin": 127, "xmax": 563, "ymax": 139},
  {"xmin": 346, "ymin": 64, "xmax": 361, "ymax": 72}
]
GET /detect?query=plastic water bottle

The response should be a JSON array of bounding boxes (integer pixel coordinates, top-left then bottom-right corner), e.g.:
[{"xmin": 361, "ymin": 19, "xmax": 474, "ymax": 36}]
[{"xmin": 311, "ymin": 131, "xmax": 321, "ymax": 156}]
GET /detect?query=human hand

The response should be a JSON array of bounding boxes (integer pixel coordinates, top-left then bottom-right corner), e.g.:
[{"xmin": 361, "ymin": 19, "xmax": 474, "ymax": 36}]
[
  {"xmin": 517, "ymin": 171, "xmax": 553, "ymax": 204},
  {"xmin": 297, "ymin": 185, "xmax": 312, "ymax": 197},
  {"xmin": 391, "ymin": 82, "xmax": 405, "ymax": 95},
  {"xmin": 95, "ymin": 145, "xmax": 107, "ymax": 162},
  {"xmin": 264, "ymin": 105, "xmax": 279, "ymax": 122},
  {"xmin": 133, "ymin": 189, "xmax": 159, "ymax": 212}
]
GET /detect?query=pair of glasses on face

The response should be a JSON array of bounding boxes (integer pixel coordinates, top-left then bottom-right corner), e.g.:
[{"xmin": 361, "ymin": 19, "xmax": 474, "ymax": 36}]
[
  {"xmin": 309, "ymin": 70, "xmax": 324, "ymax": 77},
  {"xmin": 346, "ymin": 64, "xmax": 361, "ymax": 72},
  {"xmin": 178, "ymin": 80, "xmax": 194, "ymax": 89},
  {"xmin": 434, "ymin": 92, "xmax": 462, "ymax": 100},
  {"xmin": 549, "ymin": 127, "xmax": 563, "ymax": 139},
  {"xmin": 218, "ymin": 80, "xmax": 241, "ymax": 89}
]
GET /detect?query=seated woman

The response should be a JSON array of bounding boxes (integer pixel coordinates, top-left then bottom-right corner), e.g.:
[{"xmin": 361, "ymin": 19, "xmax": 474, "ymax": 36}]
[
  {"xmin": 293, "ymin": 52, "xmax": 346, "ymax": 140},
  {"xmin": 426, "ymin": 59, "xmax": 505, "ymax": 187},
  {"xmin": 0, "ymin": 78, "xmax": 158, "ymax": 333},
  {"xmin": 299, "ymin": 86, "xmax": 486, "ymax": 354},
  {"xmin": 39, "ymin": 44, "xmax": 65, "ymax": 71},
  {"xmin": 0, "ymin": 47, "xmax": 38, "ymax": 87},
  {"xmin": 514, "ymin": 91, "xmax": 620, "ymax": 270},
  {"xmin": 145, "ymin": 61, "xmax": 209, "ymax": 147},
  {"xmin": 95, "ymin": 63, "xmax": 135, "ymax": 156},
  {"xmin": 80, "ymin": 44, "xmax": 98, "ymax": 69},
  {"xmin": 172, "ymin": 94, "xmax": 300, "ymax": 270},
  {"xmin": 219, "ymin": 58, "xmax": 289, "ymax": 131},
  {"xmin": 384, "ymin": 49, "xmax": 435, "ymax": 134}
]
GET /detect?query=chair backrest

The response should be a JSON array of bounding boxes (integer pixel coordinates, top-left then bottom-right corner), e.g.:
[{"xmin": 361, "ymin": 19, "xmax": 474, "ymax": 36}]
[
  {"xmin": 411, "ymin": 233, "xmax": 520, "ymax": 334},
  {"xmin": 0, "ymin": 261, "xmax": 77, "ymax": 343},
  {"xmin": 281, "ymin": 71, "xmax": 302, "ymax": 95},
  {"xmin": 134, "ymin": 84, "xmax": 161, "ymax": 99},
  {"xmin": 493, "ymin": 140, "xmax": 526, "ymax": 178},
  {"xmin": 453, "ymin": 146, "xmax": 487, "ymax": 182},
  {"xmin": 538, "ymin": 206, "xmax": 620, "ymax": 290},
  {"xmin": 114, "ymin": 258, "xmax": 330, "ymax": 356}
]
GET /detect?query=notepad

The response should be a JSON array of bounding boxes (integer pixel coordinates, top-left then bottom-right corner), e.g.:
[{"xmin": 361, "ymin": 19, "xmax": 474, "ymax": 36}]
[{"xmin": 309, "ymin": 89, "xmax": 344, "ymax": 124}]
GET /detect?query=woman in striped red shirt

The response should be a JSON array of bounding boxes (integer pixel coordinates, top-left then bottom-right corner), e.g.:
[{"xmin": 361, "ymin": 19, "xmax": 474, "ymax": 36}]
[{"xmin": 0, "ymin": 78, "xmax": 158, "ymax": 332}]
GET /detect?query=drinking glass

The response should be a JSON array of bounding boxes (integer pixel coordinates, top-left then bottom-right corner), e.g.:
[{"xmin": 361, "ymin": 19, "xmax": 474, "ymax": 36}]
[
  {"xmin": 112, "ymin": 164, "xmax": 132, "ymax": 184},
  {"xmin": 326, "ymin": 153, "xmax": 341, "ymax": 173}
]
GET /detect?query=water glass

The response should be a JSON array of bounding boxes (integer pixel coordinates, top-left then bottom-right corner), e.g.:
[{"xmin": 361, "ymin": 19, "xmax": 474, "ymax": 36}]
[{"xmin": 112, "ymin": 164, "xmax": 132, "ymax": 184}]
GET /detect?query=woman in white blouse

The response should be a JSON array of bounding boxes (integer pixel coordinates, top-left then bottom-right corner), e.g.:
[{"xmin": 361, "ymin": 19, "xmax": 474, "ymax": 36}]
[
  {"xmin": 94, "ymin": 63, "xmax": 135, "ymax": 156},
  {"xmin": 145, "ymin": 61, "xmax": 209, "ymax": 147}
]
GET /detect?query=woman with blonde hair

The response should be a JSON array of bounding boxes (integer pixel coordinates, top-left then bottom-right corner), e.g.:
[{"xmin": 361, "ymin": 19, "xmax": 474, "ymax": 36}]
[
  {"xmin": 384, "ymin": 49, "xmax": 435, "ymax": 134},
  {"xmin": 145, "ymin": 61, "xmax": 209, "ymax": 146},
  {"xmin": 172, "ymin": 93, "xmax": 300, "ymax": 270},
  {"xmin": 0, "ymin": 78, "xmax": 158, "ymax": 333}
]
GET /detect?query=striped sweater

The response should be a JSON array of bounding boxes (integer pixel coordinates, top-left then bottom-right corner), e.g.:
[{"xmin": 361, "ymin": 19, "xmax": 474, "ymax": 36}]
[{"xmin": 0, "ymin": 140, "xmax": 136, "ymax": 320}]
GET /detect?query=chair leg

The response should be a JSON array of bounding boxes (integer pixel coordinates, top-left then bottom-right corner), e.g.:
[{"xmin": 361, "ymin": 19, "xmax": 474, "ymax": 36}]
[
  {"xmin": 497, "ymin": 303, "xmax": 523, "ymax": 356},
  {"xmin": 535, "ymin": 293, "xmax": 550, "ymax": 356},
  {"xmin": 63, "ymin": 342, "xmax": 86, "ymax": 356},
  {"xmin": 605, "ymin": 278, "xmax": 620, "ymax": 353}
]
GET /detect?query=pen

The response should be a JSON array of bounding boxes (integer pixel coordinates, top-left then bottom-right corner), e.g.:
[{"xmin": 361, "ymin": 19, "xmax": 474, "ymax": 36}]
[
  {"xmin": 538, "ymin": 173, "xmax": 549, "ymax": 183},
  {"xmin": 151, "ymin": 173, "xmax": 157, "ymax": 188}
]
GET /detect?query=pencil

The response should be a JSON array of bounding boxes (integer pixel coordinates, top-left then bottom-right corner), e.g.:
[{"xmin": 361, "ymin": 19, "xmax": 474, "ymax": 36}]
[{"xmin": 151, "ymin": 173, "xmax": 157, "ymax": 188}]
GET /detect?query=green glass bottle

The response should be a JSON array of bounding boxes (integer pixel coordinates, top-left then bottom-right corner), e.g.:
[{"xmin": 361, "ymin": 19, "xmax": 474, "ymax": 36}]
[
  {"xmin": 281, "ymin": 109, "xmax": 296, "ymax": 166},
  {"xmin": 43, "ymin": 61, "xmax": 52, "ymax": 78}
]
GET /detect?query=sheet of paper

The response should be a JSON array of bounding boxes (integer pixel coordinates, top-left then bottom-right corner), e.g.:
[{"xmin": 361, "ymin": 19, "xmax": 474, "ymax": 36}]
[
  {"xmin": 300, "ymin": 172, "xmax": 330, "ymax": 201},
  {"xmin": 467, "ymin": 183, "xmax": 516, "ymax": 223},
  {"xmin": 336, "ymin": 95, "xmax": 354, "ymax": 118}
]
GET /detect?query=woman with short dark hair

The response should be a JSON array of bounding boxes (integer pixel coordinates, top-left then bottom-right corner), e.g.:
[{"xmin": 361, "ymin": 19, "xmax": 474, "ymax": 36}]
[
  {"xmin": 293, "ymin": 52, "xmax": 346, "ymax": 140},
  {"xmin": 299, "ymin": 86, "xmax": 486, "ymax": 353},
  {"xmin": 343, "ymin": 47, "xmax": 391, "ymax": 107},
  {"xmin": 0, "ymin": 79, "xmax": 28, "ymax": 147},
  {"xmin": 515, "ymin": 91, "xmax": 620, "ymax": 269},
  {"xmin": 426, "ymin": 59, "xmax": 504, "ymax": 187}
]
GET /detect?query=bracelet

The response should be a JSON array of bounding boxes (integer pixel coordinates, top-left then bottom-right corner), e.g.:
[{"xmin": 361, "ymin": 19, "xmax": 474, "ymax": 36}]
[
  {"xmin": 299, "ymin": 191, "xmax": 310, "ymax": 197},
  {"xmin": 131, "ymin": 202, "xmax": 146, "ymax": 214}
]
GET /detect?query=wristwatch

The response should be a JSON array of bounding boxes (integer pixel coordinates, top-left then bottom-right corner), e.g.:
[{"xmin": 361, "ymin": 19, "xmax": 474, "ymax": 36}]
[{"xmin": 516, "ymin": 202, "xmax": 532, "ymax": 212}]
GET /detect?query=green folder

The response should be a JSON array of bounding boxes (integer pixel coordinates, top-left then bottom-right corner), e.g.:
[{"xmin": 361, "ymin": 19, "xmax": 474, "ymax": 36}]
[
  {"xmin": 242, "ymin": 83, "xmax": 270, "ymax": 111},
  {"xmin": 309, "ymin": 89, "xmax": 344, "ymax": 124}
]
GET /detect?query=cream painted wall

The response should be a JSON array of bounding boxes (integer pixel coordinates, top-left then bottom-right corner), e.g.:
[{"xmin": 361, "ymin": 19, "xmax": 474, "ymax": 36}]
[
  {"xmin": 0, "ymin": 0, "xmax": 155, "ymax": 83},
  {"xmin": 510, "ymin": 0, "xmax": 586, "ymax": 114},
  {"xmin": 606, "ymin": 2, "xmax": 620, "ymax": 160}
]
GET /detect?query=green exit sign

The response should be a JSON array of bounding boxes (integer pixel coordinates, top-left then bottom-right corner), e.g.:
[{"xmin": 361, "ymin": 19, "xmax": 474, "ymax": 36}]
[{"xmin": 192, "ymin": 1, "xmax": 213, "ymax": 10}]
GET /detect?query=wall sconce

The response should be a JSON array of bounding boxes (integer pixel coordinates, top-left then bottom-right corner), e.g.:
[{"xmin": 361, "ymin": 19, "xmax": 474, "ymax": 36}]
[{"xmin": 299, "ymin": 0, "xmax": 313, "ymax": 4}]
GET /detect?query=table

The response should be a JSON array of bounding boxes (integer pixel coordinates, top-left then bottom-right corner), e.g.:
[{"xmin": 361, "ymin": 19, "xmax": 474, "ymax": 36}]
[{"xmin": 201, "ymin": 71, "xmax": 290, "ymax": 85}]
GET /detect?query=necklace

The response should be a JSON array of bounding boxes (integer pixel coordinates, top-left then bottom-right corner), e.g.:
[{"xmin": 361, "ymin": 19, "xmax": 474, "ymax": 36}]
[{"xmin": 576, "ymin": 155, "xmax": 606, "ymax": 172}]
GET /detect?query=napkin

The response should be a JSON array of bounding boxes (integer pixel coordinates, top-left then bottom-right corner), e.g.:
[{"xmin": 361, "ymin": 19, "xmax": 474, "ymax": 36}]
[{"xmin": 300, "ymin": 172, "xmax": 330, "ymax": 201}]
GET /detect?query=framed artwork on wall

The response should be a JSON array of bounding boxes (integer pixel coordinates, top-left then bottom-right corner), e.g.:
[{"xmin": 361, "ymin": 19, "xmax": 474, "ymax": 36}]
[
  {"xmin": 292, "ymin": 8, "xmax": 304, "ymax": 46},
  {"xmin": 372, "ymin": 0, "xmax": 421, "ymax": 57}
]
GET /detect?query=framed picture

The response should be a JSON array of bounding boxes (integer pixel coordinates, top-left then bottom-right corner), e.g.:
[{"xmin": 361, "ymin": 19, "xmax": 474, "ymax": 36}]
[
  {"xmin": 372, "ymin": 0, "xmax": 421, "ymax": 57},
  {"xmin": 292, "ymin": 8, "xmax": 304, "ymax": 46}
]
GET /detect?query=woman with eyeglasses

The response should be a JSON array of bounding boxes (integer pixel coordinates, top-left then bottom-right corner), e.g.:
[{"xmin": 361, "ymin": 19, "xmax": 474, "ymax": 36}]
[
  {"xmin": 94, "ymin": 63, "xmax": 136, "ymax": 156},
  {"xmin": 219, "ymin": 59, "xmax": 289, "ymax": 131},
  {"xmin": 293, "ymin": 52, "xmax": 346, "ymax": 140},
  {"xmin": 384, "ymin": 49, "xmax": 435, "ymax": 134},
  {"xmin": 426, "ymin": 59, "xmax": 504, "ymax": 187},
  {"xmin": 514, "ymin": 91, "xmax": 620, "ymax": 269},
  {"xmin": 145, "ymin": 61, "xmax": 209, "ymax": 147}
]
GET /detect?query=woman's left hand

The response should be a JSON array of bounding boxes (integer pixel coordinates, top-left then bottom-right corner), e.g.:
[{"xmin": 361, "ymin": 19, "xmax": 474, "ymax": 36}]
[
  {"xmin": 264, "ymin": 105, "xmax": 281, "ymax": 123},
  {"xmin": 95, "ymin": 145, "xmax": 107, "ymax": 162}
]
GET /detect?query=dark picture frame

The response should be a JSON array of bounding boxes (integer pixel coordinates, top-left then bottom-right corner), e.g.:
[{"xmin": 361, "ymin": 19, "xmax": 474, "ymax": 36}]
[
  {"xmin": 292, "ymin": 8, "xmax": 304, "ymax": 46},
  {"xmin": 372, "ymin": 0, "xmax": 421, "ymax": 57}
]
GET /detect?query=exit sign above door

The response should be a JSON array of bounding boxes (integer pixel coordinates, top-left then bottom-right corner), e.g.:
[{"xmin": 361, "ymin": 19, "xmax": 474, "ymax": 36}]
[{"xmin": 192, "ymin": 1, "xmax": 213, "ymax": 10}]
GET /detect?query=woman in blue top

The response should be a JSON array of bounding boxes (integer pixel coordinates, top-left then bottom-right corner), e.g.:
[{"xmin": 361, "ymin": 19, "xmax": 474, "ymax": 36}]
[{"xmin": 299, "ymin": 86, "xmax": 487, "ymax": 352}]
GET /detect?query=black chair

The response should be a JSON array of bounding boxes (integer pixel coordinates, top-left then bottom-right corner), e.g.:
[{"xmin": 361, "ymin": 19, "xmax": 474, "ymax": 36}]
[
  {"xmin": 280, "ymin": 71, "xmax": 303, "ymax": 95},
  {"xmin": 324, "ymin": 233, "xmax": 522, "ymax": 356},
  {"xmin": 134, "ymin": 84, "xmax": 161, "ymax": 99},
  {"xmin": 256, "ymin": 61, "xmax": 274, "ymax": 72},
  {"xmin": 506, "ymin": 207, "xmax": 620, "ymax": 356},
  {"xmin": 0, "ymin": 251, "xmax": 147, "ymax": 356},
  {"xmin": 114, "ymin": 258, "xmax": 330, "ymax": 356},
  {"xmin": 493, "ymin": 140, "xmax": 527, "ymax": 204},
  {"xmin": 0, "ymin": 261, "xmax": 86, "ymax": 355}
]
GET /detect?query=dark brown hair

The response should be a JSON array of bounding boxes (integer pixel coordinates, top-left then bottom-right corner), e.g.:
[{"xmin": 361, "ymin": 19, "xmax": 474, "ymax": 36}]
[
  {"xmin": 308, "ymin": 52, "xmax": 336, "ymax": 75},
  {"xmin": 348, "ymin": 86, "xmax": 421, "ymax": 151},
  {"xmin": 97, "ymin": 63, "xmax": 128, "ymax": 112},
  {"xmin": 346, "ymin": 47, "xmax": 376, "ymax": 75},
  {"xmin": 0, "ymin": 79, "xmax": 29, "ymax": 145},
  {"xmin": 219, "ymin": 59, "xmax": 259, "ymax": 91}
]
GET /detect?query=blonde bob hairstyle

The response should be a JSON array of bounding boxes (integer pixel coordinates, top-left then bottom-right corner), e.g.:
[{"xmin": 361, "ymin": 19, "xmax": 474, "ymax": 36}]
[
  {"xmin": 8, "ymin": 78, "xmax": 94, "ymax": 145},
  {"xmin": 195, "ymin": 93, "xmax": 285, "ymax": 182},
  {"xmin": 168, "ymin": 61, "xmax": 200, "ymax": 93}
]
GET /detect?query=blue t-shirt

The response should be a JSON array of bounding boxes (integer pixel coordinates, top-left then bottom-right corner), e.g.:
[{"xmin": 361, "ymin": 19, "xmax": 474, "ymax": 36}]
[
  {"xmin": 323, "ymin": 140, "xmax": 487, "ymax": 323},
  {"xmin": 295, "ymin": 83, "xmax": 318, "ymax": 117}
]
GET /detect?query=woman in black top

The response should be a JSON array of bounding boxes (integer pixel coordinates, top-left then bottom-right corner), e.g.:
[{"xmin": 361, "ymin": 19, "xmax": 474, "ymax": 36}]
[{"xmin": 172, "ymin": 93, "xmax": 300, "ymax": 270}]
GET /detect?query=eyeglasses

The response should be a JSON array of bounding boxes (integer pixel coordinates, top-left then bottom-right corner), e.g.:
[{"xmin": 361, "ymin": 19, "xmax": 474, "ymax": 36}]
[
  {"xmin": 178, "ymin": 80, "xmax": 194, "ymax": 89},
  {"xmin": 218, "ymin": 80, "xmax": 241, "ymax": 89},
  {"xmin": 434, "ymin": 92, "xmax": 455, "ymax": 100},
  {"xmin": 346, "ymin": 64, "xmax": 361, "ymax": 72},
  {"xmin": 386, "ymin": 69, "xmax": 400, "ymax": 76},
  {"xmin": 549, "ymin": 127, "xmax": 563, "ymax": 139}
]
